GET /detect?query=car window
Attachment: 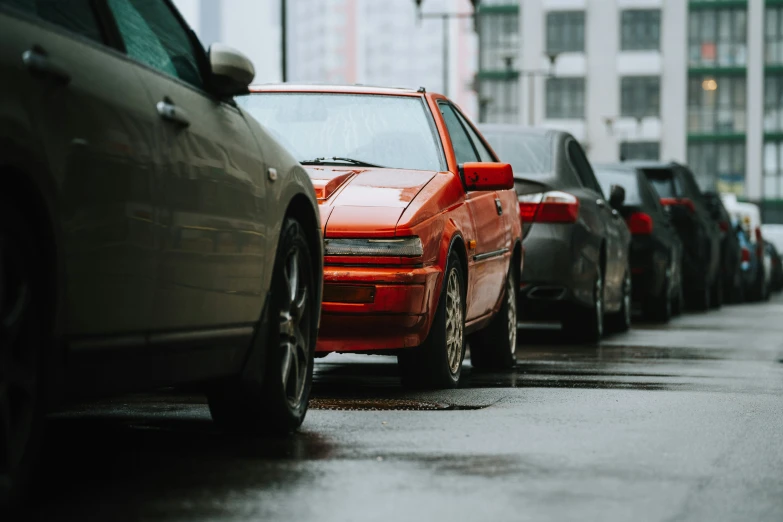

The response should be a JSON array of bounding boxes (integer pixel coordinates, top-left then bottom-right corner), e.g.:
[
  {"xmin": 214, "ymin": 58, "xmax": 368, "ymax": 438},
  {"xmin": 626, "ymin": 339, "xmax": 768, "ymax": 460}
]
[
  {"xmin": 107, "ymin": 0, "xmax": 203, "ymax": 89},
  {"xmin": 454, "ymin": 109, "xmax": 495, "ymax": 162},
  {"xmin": 567, "ymin": 140, "xmax": 604, "ymax": 197},
  {"xmin": 438, "ymin": 103, "xmax": 479, "ymax": 164},
  {"xmin": 594, "ymin": 170, "xmax": 641, "ymax": 206},
  {"xmin": 480, "ymin": 131, "xmax": 552, "ymax": 174},
  {"xmin": 643, "ymin": 168, "xmax": 682, "ymax": 197},
  {"xmin": 0, "ymin": 0, "xmax": 104, "ymax": 44}
]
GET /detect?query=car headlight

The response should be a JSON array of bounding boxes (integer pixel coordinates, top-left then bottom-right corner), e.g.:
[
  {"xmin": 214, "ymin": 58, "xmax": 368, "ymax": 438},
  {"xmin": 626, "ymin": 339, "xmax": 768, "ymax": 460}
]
[{"xmin": 324, "ymin": 237, "xmax": 423, "ymax": 257}]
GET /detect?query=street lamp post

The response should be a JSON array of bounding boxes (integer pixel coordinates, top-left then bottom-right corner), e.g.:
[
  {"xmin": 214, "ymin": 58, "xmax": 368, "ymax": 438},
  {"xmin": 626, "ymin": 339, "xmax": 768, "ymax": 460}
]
[{"xmin": 415, "ymin": 0, "xmax": 480, "ymax": 97}]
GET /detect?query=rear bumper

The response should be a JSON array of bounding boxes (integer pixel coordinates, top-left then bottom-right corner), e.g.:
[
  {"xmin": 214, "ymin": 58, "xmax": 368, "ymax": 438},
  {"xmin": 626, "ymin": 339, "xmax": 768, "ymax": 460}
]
[{"xmin": 316, "ymin": 265, "xmax": 441, "ymax": 352}]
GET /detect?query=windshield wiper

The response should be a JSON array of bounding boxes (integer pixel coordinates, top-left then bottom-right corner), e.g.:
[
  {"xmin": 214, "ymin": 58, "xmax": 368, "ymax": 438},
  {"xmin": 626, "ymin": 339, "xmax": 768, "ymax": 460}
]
[{"xmin": 300, "ymin": 157, "xmax": 385, "ymax": 168}]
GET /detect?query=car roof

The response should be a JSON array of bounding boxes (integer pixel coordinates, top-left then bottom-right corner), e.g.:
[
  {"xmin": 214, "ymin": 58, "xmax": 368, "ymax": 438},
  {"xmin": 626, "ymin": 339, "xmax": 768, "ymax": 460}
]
[
  {"xmin": 248, "ymin": 83, "xmax": 428, "ymax": 97},
  {"xmin": 592, "ymin": 163, "xmax": 638, "ymax": 174},
  {"xmin": 622, "ymin": 160, "xmax": 679, "ymax": 169},
  {"xmin": 477, "ymin": 124, "xmax": 560, "ymax": 139}
]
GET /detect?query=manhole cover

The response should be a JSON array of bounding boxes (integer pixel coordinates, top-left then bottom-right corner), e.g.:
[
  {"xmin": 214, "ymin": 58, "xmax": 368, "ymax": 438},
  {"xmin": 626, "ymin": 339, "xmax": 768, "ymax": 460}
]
[{"xmin": 309, "ymin": 398, "xmax": 450, "ymax": 411}]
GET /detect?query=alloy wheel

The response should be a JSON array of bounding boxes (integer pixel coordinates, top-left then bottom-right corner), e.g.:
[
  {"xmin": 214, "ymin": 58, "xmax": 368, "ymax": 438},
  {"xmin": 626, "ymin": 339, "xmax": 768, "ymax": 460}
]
[
  {"xmin": 278, "ymin": 247, "xmax": 311, "ymax": 410},
  {"xmin": 0, "ymin": 236, "xmax": 37, "ymax": 478},
  {"xmin": 506, "ymin": 275, "xmax": 517, "ymax": 354},
  {"xmin": 445, "ymin": 268, "xmax": 464, "ymax": 375}
]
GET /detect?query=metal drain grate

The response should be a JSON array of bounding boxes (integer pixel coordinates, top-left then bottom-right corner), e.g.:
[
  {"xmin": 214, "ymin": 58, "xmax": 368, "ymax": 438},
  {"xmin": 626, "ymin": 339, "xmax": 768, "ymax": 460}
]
[{"xmin": 309, "ymin": 398, "xmax": 450, "ymax": 411}]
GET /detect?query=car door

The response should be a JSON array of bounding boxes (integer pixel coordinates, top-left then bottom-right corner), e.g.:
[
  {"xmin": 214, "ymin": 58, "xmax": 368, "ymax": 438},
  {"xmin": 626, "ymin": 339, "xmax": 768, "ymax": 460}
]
[
  {"xmin": 104, "ymin": 0, "xmax": 269, "ymax": 332},
  {"xmin": 438, "ymin": 101, "xmax": 507, "ymax": 320},
  {"xmin": 3, "ymin": 0, "xmax": 159, "ymax": 336},
  {"xmin": 566, "ymin": 140, "xmax": 625, "ymax": 304}
]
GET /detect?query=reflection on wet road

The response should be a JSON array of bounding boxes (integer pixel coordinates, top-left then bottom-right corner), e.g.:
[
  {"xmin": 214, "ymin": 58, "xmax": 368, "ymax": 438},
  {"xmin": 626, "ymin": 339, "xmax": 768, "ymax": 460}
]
[{"xmin": 26, "ymin": 295, "xmax": 783, "ymax": 521}]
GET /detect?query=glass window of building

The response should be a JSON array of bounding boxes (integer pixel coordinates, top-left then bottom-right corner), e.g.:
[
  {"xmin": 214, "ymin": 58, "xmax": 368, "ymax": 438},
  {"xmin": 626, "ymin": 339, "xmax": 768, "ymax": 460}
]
[
  {"xmin": 687, "ymin": 141, "xmax": 745, "ymax": 194},
  {"xmin": 545, "ymin": 78, "xmax": 585, "ymax": 119},
  {"xmin": 546, "ymin": 11, "xmax": 585, "ymax": 53},
  {"xmin": 766, "ymin": 7, "xmax": 783, "ymax": 65},
  {"xmin": 620, "ymin": 9, "xmax": 661, "ymax": 51},
  {"xmin": 478, "ymin": 10, "xmax": 519, "ymax": 72},
  {"xmin": 620, "ymin": 142, "xmax": 660, "ymax": 161},
  {"xmin": 687, "ymin": 76, "xmax": 746, "ymax": 134},
  {"xmin": 764, "ymin": 76, "xmax": 783, "ymax": 132},
  {"xmin": 620, "ymin": 77, "xmax": 660, "ymax": 118},
  {"xmin": 479, "ymin": 78, "xmax": 520, "ymax": 124},
  {"xmin": 688, "ymin": 8, "xmax": 747, "ymax": 67},
  {"xmin": 763, "ymin": 141, "xmax": 783, "ymax": 199}
]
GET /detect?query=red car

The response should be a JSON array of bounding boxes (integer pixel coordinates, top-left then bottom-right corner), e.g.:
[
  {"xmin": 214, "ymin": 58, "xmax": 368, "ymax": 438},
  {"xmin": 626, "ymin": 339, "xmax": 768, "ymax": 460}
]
[{"xmin": 239, "ymin": 85, "xmax": 523, "ymax": 388}]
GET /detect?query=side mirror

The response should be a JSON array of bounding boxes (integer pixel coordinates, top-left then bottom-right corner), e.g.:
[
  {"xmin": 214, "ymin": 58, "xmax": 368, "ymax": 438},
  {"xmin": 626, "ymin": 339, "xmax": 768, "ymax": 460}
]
[
  {"xmin": 209, "ymin": 43, "xmax": 255, "ymax": 96},
  {"xmin": 463, "ymin": 162, "xmax": 514, "ymax": 191},
  {"xmin": 609, "ymin": 184, "xmax": 625, "ymax": 209}
]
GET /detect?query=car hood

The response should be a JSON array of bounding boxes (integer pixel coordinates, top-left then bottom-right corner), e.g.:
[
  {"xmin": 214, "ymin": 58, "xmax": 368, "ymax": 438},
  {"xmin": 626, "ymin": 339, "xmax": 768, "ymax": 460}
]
[{"xmin": 304, "ymin": 166, "xmax": 437, "ymax": 237}]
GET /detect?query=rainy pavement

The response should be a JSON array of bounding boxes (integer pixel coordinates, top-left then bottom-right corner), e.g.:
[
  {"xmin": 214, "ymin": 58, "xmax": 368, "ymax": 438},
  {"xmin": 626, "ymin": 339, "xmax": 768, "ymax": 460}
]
[{"xmin": 25, "ymin": 294, "xmax": 783, "ymax": 522}]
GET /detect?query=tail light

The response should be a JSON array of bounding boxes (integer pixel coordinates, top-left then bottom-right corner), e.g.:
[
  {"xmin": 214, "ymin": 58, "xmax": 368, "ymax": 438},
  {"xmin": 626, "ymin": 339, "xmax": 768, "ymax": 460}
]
[
  {"xmin": 518, "ymin": 191, "xmax": 579, "ymax": 224},
  {"xmin": 626, "ymin": 212, "xmax": 653, "ymax": 235},
  {"xmin": 719, "ymin": 221, "xmax": 729, "ymax": 232},
  {"xmin": 660, "ymin": 197, "xmax": 696, "ymax": 214},
  {"xmin": 741, "ymin": 247, "xmax": 751, "ymax": 263}
]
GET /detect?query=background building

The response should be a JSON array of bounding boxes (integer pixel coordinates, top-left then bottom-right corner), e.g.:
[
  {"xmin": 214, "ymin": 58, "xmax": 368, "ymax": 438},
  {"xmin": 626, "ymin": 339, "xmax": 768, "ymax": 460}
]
[{"xmin": 476, "ymin": 0, "xmax": 783, "ymax": 222}]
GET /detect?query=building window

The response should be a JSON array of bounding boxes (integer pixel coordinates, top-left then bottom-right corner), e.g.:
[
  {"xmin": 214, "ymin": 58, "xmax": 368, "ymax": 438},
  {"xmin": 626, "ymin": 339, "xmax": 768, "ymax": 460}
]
[
  {"xmin": 545, "ymin": 78, "xmax": 585, "ymax": 119},
  {"xmin": 765, "ymin": 76, "xmax": 783, "ymax": 132},
  {"xmin": 687, "ymin": 76, "xmax": 746, "ymax": 134},
  {"xmin": 620, "ymin": 142, "xmax": 660, "ymax": 161},
  {"xmin": 766, "ymin": 7, "xmax": 783, "ymax": 65},
  {"xmin": 688, "ymin": 8, "xmax": 747, "ymax": 67},
  {"xmin": 546, "ymin": 11, "xmax": 585, "ymax": 53},
  {"xmin": 621, "ymin": 9, "xmax": 661, "ymax": 51},
  {"xmin": 764, "ymin": 141, "xmax": 783, "ymax": 199},
  {"xmin": 621, "ymin": 76, "xmax": 660, "ymax": 118},
  {"xmin": 688, "ymin": 141, "xmax": 745, "ymax": 194},
  {"xmin": 478, "ymin": 11, "xmax": 519, "ymax": 72},
  {"xmin": 479, "ymin": 78, "xmax": 519, "ymax": 124}
]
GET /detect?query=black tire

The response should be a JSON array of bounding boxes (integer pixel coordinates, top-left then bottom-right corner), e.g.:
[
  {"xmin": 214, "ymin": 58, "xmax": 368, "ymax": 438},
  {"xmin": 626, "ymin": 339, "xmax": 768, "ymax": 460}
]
[
  {"xmin": 671, "ymin": 276, "xmax": 684, "ymax": 317},
  {"xmin": 646, "ymin": 269, "xmax": 673, "ymax": 323},
  {"xmin": 398, "ymin": 249, "xmax": 466, "ymax": 389},
  {"xmin": 0, "ymin": 202, "xmax": 45, "ymax": 510},
  {"xmin": 688, "ymin": 274, "xmax": 711, "ymax": 312},
  {"xmin": 469, "ymin": 263, "xmax": 518, "ymax": 370},
  {"xmin": 208, "ymin": 218, "xmax": 316, "ymax": 434},
  {"xmin": 606, "ymin": 268, "xmax": 631, "ymax": 333},
  {"xmin": 563, "ymin": 266, "xmax": 604, "ymax": 344},
  {"xmin": 709, "ymin": 273, "xmax": 723, "ymax": 309}
]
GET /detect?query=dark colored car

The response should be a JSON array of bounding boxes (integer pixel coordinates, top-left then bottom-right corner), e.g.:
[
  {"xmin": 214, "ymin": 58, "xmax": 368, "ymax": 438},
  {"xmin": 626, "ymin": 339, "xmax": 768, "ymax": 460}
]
[
  {"xmin": 636, "ymin": 162, "xmax": 722, "ymax": 311},
  {"xmin": 594, "ymin": 164, "xmax": 684, "ymax": 322},
  {"xmin": 736, "ymin": 220, "xmax": 763, "ymax": 300},
  {"xmin": 703, "ymin": 191, "xmax": 744, "ymax": 303},
  {"xmin": 479, "ymin": 125, "xmax": 632, "ymax": 343},
  {"xmin": 1, "ymin": 0, "xmax": 323, "ymax": 507},
  {"xmin": 765, "ymin": 241, "xmax": 783, "ymax": 292}
]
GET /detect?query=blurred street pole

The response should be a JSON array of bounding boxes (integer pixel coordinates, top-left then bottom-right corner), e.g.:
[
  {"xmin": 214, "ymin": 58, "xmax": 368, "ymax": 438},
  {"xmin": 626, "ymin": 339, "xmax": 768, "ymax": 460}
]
[{"xmin": 281, "ymin": 0, "xmax": 287, "ymax": 82}]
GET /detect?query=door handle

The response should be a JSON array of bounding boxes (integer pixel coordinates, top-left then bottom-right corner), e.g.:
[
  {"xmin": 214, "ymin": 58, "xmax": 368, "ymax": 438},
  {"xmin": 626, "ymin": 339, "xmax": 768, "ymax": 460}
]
[
  {"xmin": 23, "ymin": 47, "xmax": 70, "ymax": 85},
  {"xmin": 156, "ymin": 98, "xmax": 190, "ymax": 127},
  {"xmin": 495, "ymin": 198, "xmax": 503, "ymax": 216}
]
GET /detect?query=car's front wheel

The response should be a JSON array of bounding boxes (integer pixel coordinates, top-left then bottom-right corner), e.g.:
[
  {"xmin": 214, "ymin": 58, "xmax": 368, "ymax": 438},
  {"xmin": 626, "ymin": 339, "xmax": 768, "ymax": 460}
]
[
  {"xmin": 469, "ymin": 264, "xmax": 518, "ymax": 370},
  {"xmin": 208, "ymin": 217, "xmax": 316, "ymax": 434},
  {"xmin": 563, "ymin": 267, "xmax": 604, "ymax": 344},
  {"xmin": 0, "ymin": 202, "xmax": 44, "ymax": 510},
  {"xmin": 607, "ymin": 268, "xmax": 632, "ymax": 333},
  {"xmin": 398, "ymin": 249, "xmax": 465, "ymax": 389}
]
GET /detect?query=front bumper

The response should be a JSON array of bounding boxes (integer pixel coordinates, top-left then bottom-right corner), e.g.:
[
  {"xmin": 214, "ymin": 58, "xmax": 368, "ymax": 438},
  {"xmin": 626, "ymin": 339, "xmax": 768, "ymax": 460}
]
[{"xmin": 316, "ymin": 265, "xmax": 442, "ymax": 352}]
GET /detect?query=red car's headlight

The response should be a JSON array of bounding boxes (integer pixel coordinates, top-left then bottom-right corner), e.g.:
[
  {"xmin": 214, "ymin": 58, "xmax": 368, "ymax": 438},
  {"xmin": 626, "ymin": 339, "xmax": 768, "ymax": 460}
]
[{"xmin": 324, "ymin": 237, "xmax": 423, "ymax": 257}]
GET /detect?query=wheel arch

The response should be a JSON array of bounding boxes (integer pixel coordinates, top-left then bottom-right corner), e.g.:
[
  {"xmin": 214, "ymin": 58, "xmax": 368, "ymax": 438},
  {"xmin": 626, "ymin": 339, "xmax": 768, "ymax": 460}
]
[{"xmin": 284, "ymin": 194, "xmax": 323, "ymax": 310}]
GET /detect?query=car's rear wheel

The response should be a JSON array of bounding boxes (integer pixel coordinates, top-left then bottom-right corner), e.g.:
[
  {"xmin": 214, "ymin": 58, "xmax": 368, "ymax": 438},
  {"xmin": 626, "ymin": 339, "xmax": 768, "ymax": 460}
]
[
  {"xmin": 606, "ymin": 268, "xmax": 631, "ymax": 333},
  {"xmin": 398, "ymin": 250, "xmax": 465, "ymax": 389},
  {"xmin": 208, "ymin": 217, "xmax": 316, "ymax": 434},
  {"xmin": 563, "ymin": 267, "xmax": 604, "ymax": 344},
  {"xmin": 0, "ymin": 203, "xmax": 44, "ymax": 510},
  {"xmin": 646, "ymin": 269, "xmax": 672, "ymax": 323},
  {"xmin": 469, "ymin": 264, "xmax": 517, "ymax": 370}
]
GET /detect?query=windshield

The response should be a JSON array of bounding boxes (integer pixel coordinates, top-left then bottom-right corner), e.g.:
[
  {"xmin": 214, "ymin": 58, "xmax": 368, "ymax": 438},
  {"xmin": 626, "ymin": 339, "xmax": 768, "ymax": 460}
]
[
  {"xmin": 480, "ymin": 132, "xmax": 552, "ymax": 175},
  {"xmin": 594, "ymin": 170, "xmax": 642, "ymax": 206},
  {"xmin": 237, "ymin": 93, "xmax": 444, "ymax": 172}
]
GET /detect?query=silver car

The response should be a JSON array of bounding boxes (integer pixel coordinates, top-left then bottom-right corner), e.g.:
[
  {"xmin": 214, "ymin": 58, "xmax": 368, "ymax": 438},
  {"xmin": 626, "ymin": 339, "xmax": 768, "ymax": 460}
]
[{"xmin": 0, "ymin": 0, "xmax": 322, "ymax": 507}]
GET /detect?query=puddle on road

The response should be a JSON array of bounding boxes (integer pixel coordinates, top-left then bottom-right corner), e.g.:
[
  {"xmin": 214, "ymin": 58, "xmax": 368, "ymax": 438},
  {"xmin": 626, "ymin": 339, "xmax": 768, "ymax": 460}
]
[{"xmin": 309, "ymin": 397, "xmax": 488, "ymax": 411}]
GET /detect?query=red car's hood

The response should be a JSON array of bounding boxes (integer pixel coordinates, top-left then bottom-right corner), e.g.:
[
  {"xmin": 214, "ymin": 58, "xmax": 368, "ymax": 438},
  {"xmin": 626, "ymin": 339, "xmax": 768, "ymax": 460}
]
[{"xmin": 304, "ymin": 166, "xmax": 437, "ymax": 237}]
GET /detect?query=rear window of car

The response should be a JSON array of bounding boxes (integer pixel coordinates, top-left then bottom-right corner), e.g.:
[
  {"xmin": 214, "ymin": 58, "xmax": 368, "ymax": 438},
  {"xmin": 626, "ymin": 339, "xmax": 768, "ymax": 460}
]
[
  {"xmin": 642, "ymin": 168, "xmax": 682, "ymax": 198},
  {"xmin": 480, "ymin": 132, "xmax": 552, "ymax": 174},
  {"xmin": 594, "ymin": 170, "xmax": 642, "ymax": 206}
]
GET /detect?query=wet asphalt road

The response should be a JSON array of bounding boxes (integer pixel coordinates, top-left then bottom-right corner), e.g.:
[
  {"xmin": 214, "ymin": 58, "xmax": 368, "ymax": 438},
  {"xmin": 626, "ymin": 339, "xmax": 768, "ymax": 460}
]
[{"xmin": 24, "ymin": 294, "xmax": 783, "ymax": 522}]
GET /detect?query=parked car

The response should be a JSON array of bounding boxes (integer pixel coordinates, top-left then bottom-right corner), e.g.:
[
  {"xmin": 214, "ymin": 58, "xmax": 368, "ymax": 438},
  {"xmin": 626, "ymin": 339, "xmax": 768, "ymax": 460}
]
[
  {"xmin": 0, "ymin": 0, "xmax": 324, "ymax": 507},
  {"xmin": 765, "ymin": 241, "xmax": 783, "ymax": 292},
  {"xmin": 479, "ymin": 126, "xmax": 632, "ymax": 342},
  {"xmin": 723, "ymin": 196, "xmax": 769, "ymax": 301},
  {"xmin": 762, "ymin": 224, "xmax": 783, "ymax": 292},
  {"xmin": 735, "ymin": 219, "xmax": 763, "ymax": 301},
  {"xmin": 637, "ymin": 162, "xmax": 722, "ymax": 310},
  {"xmin": 240, "ymin": 85, "xmax": 524, "ymax": 386},
  {"xmin": 594, "ymin": 164, "xmax": 684, "ymax": 322},
  {"xmin": 703, "ymin": 191, "xmax": 744, "ymax": 303}
]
